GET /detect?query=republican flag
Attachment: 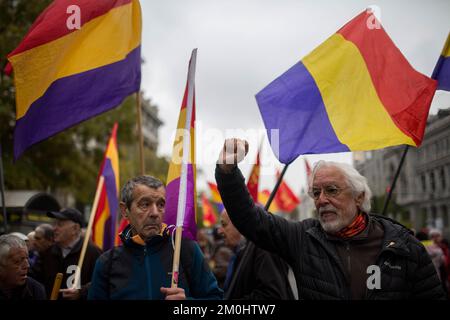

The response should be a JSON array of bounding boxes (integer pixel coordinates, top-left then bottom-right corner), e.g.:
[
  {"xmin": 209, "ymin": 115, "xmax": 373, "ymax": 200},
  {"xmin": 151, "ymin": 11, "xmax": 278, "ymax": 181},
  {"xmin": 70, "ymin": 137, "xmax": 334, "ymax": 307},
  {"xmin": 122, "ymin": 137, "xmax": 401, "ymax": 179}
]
[
  {"xmin": 256, "ymin": 9, "xmax": 437, "ymax": 164},
  {"xmin": 207, "ymin": 182, "xmax": 224, "ymax": 213},
  {"xmin": 6, "ymin": 0, "xmax": 142, "ymax": 159},
  {"xmin": 92, "ymin": 123, "xmax": 120, "ymax": 251},
  {"xmin": 164, "ymin": 49, "xmax": 198, "ymax": 240},
  {"xmin": 432, "ymin": 32, "xmax": 450, "ymax": 91},
  {"xmin": 201, "ymin": 194, "xmax": 217, "ymax": 228}
]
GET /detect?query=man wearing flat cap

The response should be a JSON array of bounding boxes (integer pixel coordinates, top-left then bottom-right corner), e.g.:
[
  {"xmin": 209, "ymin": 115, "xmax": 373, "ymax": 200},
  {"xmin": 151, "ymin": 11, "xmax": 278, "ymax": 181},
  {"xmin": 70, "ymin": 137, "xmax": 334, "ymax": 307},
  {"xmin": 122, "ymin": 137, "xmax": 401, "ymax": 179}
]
[{"xmin": 31, "ymin": 208, "xmax": 102, "ymax": 300}]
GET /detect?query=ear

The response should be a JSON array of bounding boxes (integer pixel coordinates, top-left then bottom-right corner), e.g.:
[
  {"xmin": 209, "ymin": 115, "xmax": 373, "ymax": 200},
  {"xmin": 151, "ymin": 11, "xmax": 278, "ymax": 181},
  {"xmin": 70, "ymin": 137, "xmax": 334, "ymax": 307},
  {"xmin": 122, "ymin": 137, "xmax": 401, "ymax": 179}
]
[
  {"xmin": 355, "ymin": 192, "xmax": 365, "ymax": 209},
  {"xmin": 119, "ymin": 202, "xmax": 129, "ymax": 219}
]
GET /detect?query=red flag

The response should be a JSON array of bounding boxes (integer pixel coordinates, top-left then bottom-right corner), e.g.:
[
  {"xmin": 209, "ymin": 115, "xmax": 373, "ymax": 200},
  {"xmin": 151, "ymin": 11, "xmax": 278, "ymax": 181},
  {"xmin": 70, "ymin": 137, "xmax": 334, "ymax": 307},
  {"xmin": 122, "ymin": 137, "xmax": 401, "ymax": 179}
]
[
  {"xmin": 247, "ymin": 151, "xmax": 260, "ymax": 202},
  {"xmin": 274, "ymin": 170, "xmax": 301, "ymax": 212},
  {"xmin": 201, "ymin": 194, "xmax": 217, "ymax": 227}
]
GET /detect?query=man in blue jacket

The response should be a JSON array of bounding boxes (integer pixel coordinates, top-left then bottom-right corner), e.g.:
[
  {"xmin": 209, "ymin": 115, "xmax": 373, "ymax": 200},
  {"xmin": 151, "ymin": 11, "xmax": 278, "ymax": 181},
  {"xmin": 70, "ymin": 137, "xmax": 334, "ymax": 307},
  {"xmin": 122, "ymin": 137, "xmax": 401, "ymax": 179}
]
[{"xmin": 88, "ymin": 175, "xmax": 223, "ymax": 300}]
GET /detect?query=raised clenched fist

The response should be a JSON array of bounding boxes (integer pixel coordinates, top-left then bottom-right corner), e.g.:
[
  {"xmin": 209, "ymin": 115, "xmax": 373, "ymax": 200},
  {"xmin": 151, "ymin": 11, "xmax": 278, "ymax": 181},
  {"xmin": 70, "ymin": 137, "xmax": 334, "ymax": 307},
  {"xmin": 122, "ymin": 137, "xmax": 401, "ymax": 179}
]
[{"xmin": 218, "ymin": 138, "xmax": 249, "ymax": 173}]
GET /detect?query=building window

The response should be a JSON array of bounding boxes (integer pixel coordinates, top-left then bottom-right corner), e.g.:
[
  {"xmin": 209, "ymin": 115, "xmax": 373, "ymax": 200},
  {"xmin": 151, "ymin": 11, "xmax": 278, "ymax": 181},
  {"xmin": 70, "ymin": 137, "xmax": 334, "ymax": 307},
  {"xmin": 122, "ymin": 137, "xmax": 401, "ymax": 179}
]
[
  {"xmin": 421, "ymin": 174, "xmax": 426, "ymax": 192},
  {"xmin": 441, "ymin": 167, "xmax": 447, "ymax": 190},
  {"xmin": 430, "ymin": 171, "xmax": 436, "ymax": 192}
]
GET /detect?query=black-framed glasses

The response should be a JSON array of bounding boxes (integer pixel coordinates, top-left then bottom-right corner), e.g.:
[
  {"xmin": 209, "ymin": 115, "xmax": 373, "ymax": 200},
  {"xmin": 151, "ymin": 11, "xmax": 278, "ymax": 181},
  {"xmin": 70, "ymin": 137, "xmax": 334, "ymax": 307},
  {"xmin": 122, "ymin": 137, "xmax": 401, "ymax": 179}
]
[{"xmin": 308, "ymin": 185, "xmax": 348, "ymax": 200}]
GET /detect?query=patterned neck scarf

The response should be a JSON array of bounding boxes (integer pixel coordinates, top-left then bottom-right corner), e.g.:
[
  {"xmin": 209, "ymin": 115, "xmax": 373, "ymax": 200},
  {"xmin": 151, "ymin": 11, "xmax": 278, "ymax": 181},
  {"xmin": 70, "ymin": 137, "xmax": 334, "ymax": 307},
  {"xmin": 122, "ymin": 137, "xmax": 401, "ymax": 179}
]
[{"xmin": 335, "ymin": 212, "xmax": 367, "ymax": 239}]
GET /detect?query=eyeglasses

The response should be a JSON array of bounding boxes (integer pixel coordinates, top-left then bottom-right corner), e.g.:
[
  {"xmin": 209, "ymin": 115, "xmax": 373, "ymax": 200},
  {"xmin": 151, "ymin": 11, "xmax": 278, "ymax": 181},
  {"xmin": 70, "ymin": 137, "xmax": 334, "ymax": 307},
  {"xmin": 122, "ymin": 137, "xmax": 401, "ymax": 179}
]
[{"xmin": 308, "ymin": 185, "xmax": 348, "ymax": 200}]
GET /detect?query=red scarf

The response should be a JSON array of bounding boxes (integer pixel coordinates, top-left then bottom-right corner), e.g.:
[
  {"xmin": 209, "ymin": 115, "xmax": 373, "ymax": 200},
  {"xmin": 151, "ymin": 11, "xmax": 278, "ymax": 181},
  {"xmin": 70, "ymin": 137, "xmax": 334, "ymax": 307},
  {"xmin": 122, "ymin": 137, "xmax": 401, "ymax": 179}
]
[{"xmin": 336, "ymin": 212, "xmax": 367, "ymax": 238}]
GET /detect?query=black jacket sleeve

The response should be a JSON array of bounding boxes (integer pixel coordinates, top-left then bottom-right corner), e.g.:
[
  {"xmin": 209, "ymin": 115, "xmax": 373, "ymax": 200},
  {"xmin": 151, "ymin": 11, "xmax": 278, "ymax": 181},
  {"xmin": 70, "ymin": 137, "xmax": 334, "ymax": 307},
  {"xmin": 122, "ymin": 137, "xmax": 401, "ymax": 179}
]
[
  {"xmin": 215, "ymin": 165, "xmax": 302, "ymax": 267},
  {"xmin": 241, "ymin": 247, "xmax": 293, "ymax": 300}
]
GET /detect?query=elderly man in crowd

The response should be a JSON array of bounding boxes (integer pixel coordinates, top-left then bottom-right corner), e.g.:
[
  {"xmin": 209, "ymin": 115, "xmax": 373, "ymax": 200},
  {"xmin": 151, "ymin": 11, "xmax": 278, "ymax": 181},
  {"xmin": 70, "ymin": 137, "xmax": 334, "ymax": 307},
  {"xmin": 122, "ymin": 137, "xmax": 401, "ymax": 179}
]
[
  {"xmin": 32, "ymin": 208, "xmax": 102, "ymax": 300},
  {"xmin": 0, "ymin": 234, "xmax": 46, "ymax": 300},
  {"xmin": 215, "ymin": 138, "xmax": 446, "ymax": 300},
  {"xmin": 88, "ymin": 175, "xmax": 223, "ymax": 300},
  {"xmin": 218, "ymin": 209, "xmax": 294, "ymax": 299},
  {"xmin": 33, "ymin": 224, "xmax": 55, "ymax": 254}
]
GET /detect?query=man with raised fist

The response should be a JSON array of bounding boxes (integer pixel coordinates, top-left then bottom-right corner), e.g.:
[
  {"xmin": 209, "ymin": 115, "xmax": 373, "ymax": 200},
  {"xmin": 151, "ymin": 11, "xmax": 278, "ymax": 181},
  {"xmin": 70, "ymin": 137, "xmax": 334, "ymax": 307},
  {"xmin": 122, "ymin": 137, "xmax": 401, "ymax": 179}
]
[{"xmin": 215, "ymin": 138, "xmax": 445, "ymax": 300}]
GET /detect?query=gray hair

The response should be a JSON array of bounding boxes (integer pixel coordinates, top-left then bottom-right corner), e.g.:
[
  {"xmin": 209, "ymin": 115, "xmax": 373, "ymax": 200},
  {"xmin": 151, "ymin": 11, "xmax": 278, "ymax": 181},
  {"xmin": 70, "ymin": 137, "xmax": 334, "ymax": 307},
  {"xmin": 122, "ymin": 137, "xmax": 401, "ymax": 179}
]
[
  {"xmin": 310, "ymin": 161, "xmax": 372, "ymax": 213},
  {"xmin": 0, "ymin": 234, "xmax": 27, "ymax": 267},
  {"xmin": 35, "ymin": 223, "xmax": 54, "ymax": 241},
  {"xmin": 121, "ymin": 175, "xmax": 164, "ymax": 209}
]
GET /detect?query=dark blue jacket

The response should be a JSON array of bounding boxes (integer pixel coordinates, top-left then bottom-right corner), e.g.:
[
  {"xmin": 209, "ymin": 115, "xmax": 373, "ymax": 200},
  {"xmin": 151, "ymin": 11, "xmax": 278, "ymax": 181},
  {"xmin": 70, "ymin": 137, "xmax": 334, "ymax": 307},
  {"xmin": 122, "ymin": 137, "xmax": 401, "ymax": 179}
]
[{"xmin": 88, "ymin": 225, "xmax": 223, "ymax": 300}]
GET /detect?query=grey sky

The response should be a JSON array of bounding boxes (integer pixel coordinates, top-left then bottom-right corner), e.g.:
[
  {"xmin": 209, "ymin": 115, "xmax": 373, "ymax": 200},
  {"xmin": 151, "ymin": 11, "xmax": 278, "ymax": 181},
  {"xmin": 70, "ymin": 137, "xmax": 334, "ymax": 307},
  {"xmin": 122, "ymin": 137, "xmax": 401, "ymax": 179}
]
[{"xmin": 139, "ymin": 0, "xmax": 450, "ymax": 195}]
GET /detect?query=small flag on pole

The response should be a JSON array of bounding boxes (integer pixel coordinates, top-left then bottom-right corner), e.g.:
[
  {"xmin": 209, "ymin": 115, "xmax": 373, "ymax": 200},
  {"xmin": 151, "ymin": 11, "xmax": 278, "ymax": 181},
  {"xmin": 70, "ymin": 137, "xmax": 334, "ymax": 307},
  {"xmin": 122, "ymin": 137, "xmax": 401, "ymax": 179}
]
[
  {"xmin": 92, "ymin": 123, "xmax": 120, "ymax": 251},
  {"xmin": 6, "ymin": 0, "xmax": 142, "ymax": 159},
  {"xmin": 273, "ymin": 170, "xmax": 301, "ymax": 213},
  {"xmin": 256, "ymin": 9, "xmax": 437, "ymax": 164},
  {"xmin": 207, "ymin": 182, "xmax": 224, "ymax": 212},
  {"xmin": 247, "ymin": 149, "xmax": 260, "ymax": 202},
  {"xmin": 164, "ymin": 49, "xmax": 198, "ymax": 240},
  {"xmin": 432, "ymin": 32, "xmax": 450, "ymax": 91}
]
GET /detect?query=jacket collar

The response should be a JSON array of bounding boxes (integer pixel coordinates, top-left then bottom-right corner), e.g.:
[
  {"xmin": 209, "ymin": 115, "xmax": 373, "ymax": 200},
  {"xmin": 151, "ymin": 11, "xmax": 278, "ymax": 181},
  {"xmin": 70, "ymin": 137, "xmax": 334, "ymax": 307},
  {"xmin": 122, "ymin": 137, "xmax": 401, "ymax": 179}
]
[
  {"xmin": 120, "ymin": 223, "xmax": 170, "ymax": 252},
  {"xmin": 306, "ymin": 214, "xmax": 411, "ymax": 256}
]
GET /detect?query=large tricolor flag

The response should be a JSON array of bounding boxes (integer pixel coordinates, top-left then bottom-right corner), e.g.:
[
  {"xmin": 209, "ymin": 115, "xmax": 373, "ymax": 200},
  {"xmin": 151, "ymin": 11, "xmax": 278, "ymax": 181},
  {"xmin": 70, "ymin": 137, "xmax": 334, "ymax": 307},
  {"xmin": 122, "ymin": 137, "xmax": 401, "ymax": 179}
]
[
  {"xmin": 5, "ymin": 0, "xmax": 142, "ymax": 159},
  {"xmin": 432, "ymin": 33, "xmax": 450, "ymax": 91},
  {"xmin": 92, "ymin": 123, "xmax": 120, "ymax": 251},
  {"xmin": 256, "ymin": 9, "xmax": 437, "ymax": 164},
  {"xmin": 164, "ymin": 49, "xmax": 198, "ymax": 240}
]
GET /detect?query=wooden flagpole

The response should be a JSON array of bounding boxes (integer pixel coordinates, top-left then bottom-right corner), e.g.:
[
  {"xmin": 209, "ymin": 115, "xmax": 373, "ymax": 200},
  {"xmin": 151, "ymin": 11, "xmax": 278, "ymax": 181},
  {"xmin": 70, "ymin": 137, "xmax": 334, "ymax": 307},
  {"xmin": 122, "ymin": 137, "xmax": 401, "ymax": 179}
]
[
  {"xmin": 170, "ymin": 49, "xmax": 197, "ymax": 288},
  {"xmin": 50, "ymin": 273, "xmax": 63, "ymax": 300},
  {"xmin": 71, "ymin": 176, "xmax": 104, "ymax": 290}
]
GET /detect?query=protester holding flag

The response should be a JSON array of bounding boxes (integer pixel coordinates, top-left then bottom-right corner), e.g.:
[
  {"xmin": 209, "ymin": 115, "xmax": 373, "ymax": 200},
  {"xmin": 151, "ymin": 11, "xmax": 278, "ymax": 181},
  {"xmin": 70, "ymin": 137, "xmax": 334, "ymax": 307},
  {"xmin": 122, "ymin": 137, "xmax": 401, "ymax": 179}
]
[
  {"xmin": 88, "ymin": 175, "xmax": 222, "ymax": 300},
  {"xmin": 218, "ymin": 209, "xmax": 294, "ymax": 300},
  {"xmin": 32, "ymin": 208, "xmax": 102, "ymax": 300},
  {"xmin": 215, "ymin": 138, "xmax": 446, "ymax": 299}
]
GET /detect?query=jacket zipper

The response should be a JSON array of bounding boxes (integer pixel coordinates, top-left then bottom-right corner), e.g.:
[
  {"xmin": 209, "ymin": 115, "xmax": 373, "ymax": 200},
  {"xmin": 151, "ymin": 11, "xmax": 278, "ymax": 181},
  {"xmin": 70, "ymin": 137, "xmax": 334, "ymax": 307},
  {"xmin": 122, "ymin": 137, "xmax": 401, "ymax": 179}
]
[{"xmin": 143, "ymin": 247, "xmax": 152, "ymax": 300}]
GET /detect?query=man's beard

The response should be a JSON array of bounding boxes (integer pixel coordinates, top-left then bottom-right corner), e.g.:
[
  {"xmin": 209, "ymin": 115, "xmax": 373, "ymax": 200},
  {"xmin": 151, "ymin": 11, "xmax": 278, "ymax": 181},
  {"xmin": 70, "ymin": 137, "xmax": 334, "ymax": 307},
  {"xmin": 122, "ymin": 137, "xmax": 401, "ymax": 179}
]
[{"xmin": 318, "ymin": 204, "xmax": 357, "ymax": 234}]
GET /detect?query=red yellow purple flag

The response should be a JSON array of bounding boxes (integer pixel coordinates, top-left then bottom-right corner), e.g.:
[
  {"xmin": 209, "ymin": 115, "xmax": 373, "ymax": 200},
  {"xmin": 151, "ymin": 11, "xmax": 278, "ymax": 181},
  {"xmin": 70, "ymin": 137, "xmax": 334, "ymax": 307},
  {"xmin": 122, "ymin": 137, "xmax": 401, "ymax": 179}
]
[
  {"xmin": 6, "ymin": 0, "xmax": 142, "ymax": 159},
  {"xmin": 256, "ymin": 9, "xmax": 437, "ymax": 164},
  {"xmin": 207, "ymin": 182, "xmax": 224, "ymax": 212},
  {"xmin": 163, "ymin": 49, "xmax": 198, "ymax": 240},
  {"xmin": 92, "ymin": 123, "xmax": 120, "ymax": 251}
]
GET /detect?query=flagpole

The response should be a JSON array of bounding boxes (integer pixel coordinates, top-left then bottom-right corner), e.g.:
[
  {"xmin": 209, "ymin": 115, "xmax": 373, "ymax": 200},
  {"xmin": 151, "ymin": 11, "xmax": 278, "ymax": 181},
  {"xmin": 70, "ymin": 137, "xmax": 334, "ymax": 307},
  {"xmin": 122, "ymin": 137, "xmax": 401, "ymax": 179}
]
[
  {"xmin": 0, "ymin": 143, "xmax": 8, "ymax": 233},
  {"xmin": 224, "ymin": 162, "xmax": 290, "ymax": 299},
  {"xmin": 381, "ymin": 145, "xmax": 409, "ymax": 216},
  {"xmin": 71, "ymin": 176, "xmax": 104, "ymax": 290},
  {"xmin": 171, "ymin": 49, "xmax": 197, "ymax": 288},
  {"xmin": 136, "ymin": 91, "xmax": 145, "ymax": 175}
]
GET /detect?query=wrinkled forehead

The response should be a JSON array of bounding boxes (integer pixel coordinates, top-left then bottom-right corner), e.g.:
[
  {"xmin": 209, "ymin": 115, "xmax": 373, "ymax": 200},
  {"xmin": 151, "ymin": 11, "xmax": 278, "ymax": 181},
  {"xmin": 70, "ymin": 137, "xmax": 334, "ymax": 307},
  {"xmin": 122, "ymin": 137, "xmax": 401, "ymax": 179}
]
[
  {"xmin": 8, "ymin": 246, "xmax": 28, "ymax": 258},
  {"xmin": 312, "ymin": 166, "xmax": 348, "ymax": 187},
  {"xmin": 132, "ymin": 184, "xmax": 165, "ymax": 201}
]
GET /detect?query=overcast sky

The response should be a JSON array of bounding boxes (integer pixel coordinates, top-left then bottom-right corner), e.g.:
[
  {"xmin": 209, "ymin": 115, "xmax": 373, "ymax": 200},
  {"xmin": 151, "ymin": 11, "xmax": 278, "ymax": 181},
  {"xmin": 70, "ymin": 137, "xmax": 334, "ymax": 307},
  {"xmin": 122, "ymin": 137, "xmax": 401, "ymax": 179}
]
[{"xmin": 139, "ymin": 0, "xmax": 450, "ymax": 195}]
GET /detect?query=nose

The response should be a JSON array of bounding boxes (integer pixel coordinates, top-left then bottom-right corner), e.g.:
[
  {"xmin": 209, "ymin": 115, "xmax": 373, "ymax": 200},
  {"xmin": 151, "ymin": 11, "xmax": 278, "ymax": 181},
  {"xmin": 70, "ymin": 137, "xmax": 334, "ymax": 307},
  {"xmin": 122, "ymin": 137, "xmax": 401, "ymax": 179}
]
[
  {"xmin": 316, "ymin": 190, "xmax": 330, "ymax": 207},
  {"xmin": 148, "ymin": 203, "xmax": 160, "ymax": 217}
]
